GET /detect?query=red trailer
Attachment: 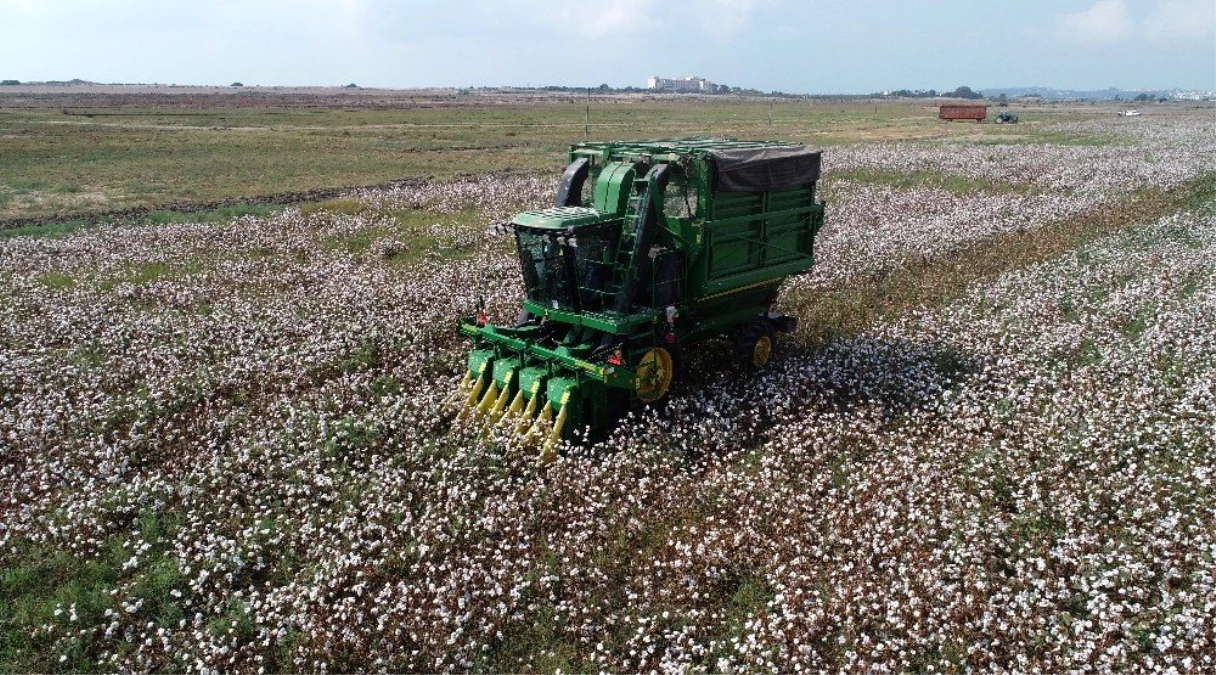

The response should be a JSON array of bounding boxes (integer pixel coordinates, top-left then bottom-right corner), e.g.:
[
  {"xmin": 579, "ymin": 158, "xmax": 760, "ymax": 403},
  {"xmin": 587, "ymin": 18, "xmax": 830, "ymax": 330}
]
[{"xmin": 939, "ymin": 104, "xmax": 988, "ymax": 122}]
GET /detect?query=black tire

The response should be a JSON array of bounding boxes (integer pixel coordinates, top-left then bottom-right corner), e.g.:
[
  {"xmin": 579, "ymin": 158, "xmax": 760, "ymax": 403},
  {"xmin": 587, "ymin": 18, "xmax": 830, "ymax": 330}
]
[
  {"xmin": 734, "ymin": 320, "xmax": 777, "ymax": 371},
  {"xmin": 665, "ymin": 342, "xmax": 686, "ymax": 394}
]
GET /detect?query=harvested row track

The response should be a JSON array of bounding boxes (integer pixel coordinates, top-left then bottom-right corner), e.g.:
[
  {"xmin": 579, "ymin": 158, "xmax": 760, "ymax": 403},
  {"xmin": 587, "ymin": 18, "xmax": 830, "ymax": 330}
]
[{"xmin": 2, "ymin": 108, "xmax": 1215, "ymax": 673}]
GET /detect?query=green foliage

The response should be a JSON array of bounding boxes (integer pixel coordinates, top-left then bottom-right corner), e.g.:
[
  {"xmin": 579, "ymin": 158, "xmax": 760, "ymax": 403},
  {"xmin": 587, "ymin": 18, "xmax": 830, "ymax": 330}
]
[
  {"xmin": 205, "ymin": 597, "xmax": 258, "ymax": 642},
  {"xmin": 97, "ymin": 260, "xmax": 205, "ymax": 290},
  {"xmin": 1120, "ymin": 309, "xmax": 1152, "ymax": 341},
  {"xmin": 343, "ymin": 338, "xmax": 383, "ymax": 373},
  {"xmin": 884, "ymin": 89, "xmax": 938, "ymax": 98},
  {"xmin": 701, "ymin": 574, "xmax": 777, "ymax": 665},
  {"xmin": 1077, "ymin": 337, "xmax": 1103, "ymax": 366},
  {"xmin": 951, "ymin": 85, "xmax": 984, "ymax": 100},
  {"xmin": 1184, "ymin": 172, "xmax": 1216, "ymax": 211},
  {"xmin": 0, "ymin": 220, "xmax": 96, "ymax": 239},
  {"xmin": 0, "ymin": 204, "xmax": 276, "ymax": 240},
  {"xmin": 324, "ymin": 415, "xmax": 383, "ymax": 459},
  {"xmin": 369, "ymin": 374, "xmax": 402, "ymax": 397},
  {"xmin": 36, "ymin": 271, "xmax": 77, "ymax": 290},
  {"xmin": 0, "ymin": 519, "xmax": 187, "ymax": 673},
  {"xmin": 5, "ymin": 179, "xmax": 48, "ymax": 192},
  {"xmin": 476, "ymin": 601, "xmax": 580, "ymax": 673},
  {"xmin": 317, "ymin": 208, "xmax": 480, "ymax": 267}
]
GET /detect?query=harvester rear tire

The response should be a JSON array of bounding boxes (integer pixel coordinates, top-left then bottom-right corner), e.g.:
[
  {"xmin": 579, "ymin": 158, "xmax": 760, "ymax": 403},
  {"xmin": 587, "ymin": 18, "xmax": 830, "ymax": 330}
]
[{"xmin": 735, "ymin": 321, "xmax": 777, "ymax": 371}]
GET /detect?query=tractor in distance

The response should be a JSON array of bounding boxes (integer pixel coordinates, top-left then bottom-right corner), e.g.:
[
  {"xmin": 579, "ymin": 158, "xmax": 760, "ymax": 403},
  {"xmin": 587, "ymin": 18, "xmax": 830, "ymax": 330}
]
[
  {"xmin": 455, "ymin": 138, "xmax": 826, "ymax": 458},
  {"xmin": 995, "ymin": 110, "xmax": 1019, "ymax": 124}
]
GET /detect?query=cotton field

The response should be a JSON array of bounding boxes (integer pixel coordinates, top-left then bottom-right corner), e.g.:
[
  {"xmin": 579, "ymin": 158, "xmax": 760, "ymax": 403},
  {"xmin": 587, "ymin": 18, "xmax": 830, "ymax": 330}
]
[{"xmin": 2, "ymin": 111, "xmax": 1214, "ymax": 673}]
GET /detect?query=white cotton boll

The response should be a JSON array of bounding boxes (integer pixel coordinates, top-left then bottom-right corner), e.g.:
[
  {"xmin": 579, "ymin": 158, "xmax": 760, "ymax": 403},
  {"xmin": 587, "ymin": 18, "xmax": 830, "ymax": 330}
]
[{"xmin": 4, "ymin": 112, "xmax": 1215, "ymax": 674}]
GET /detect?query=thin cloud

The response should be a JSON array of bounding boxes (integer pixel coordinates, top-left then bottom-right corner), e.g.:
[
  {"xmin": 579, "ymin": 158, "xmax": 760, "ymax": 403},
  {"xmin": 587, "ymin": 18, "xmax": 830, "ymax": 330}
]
[
  {"xmin": 545, "ymin": 0, "xmax": 659, "ymax": 38},
  {"xmin": 0, "ymin": 0, "xmax": 38, "ymax": 13},
  {"xmin": 1143, "ymin": 0, "xmax": 1216, "ymax": 40},
  {"xmin": 699, "ymin": 0, "xmax": 761, "ymax": 37},
  {"xmin": 1061, "ymin": 0, "xmax": 1134, "ymax": 42}
]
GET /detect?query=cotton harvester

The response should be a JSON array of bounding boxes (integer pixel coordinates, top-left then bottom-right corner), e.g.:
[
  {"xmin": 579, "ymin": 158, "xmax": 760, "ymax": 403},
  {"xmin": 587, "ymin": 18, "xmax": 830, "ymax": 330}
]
[{"xmin": 455, "ymin": 139, "xmax": 826, "ymax": 458}]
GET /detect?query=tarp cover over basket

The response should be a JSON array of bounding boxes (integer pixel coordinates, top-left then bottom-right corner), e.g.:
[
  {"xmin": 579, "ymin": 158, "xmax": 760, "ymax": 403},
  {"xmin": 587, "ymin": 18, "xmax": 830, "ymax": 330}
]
[{"xmin": 710, "ymin": 146, "xmax": 822, "ymax": 192}]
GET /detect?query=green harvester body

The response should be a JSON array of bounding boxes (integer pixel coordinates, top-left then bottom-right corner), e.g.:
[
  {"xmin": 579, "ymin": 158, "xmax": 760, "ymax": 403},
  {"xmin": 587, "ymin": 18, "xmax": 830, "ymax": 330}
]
[{"xmin": 457, "ymin": 138, "xmax": 826, "ymax": 452}]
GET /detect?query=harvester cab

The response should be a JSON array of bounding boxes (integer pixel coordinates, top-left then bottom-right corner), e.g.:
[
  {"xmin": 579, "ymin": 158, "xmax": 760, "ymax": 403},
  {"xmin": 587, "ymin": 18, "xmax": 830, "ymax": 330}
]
[{"xmin": 455, "ymin": 139, "xmax": 826, "ymax": 458}]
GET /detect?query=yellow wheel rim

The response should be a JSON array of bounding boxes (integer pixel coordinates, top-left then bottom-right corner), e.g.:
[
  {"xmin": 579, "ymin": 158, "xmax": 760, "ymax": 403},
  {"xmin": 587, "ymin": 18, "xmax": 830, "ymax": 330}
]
[
  {"xmin": 752, "ymin": 335, "xmax": 773, "ymax": 368},
  {"xmin": 636, "ymin": 347, "xmax": 674, "ymax": 403}
]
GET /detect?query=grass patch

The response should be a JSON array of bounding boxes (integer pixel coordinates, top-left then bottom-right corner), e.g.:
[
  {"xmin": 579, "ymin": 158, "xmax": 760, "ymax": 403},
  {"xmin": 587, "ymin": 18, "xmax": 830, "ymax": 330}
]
[
  {"xmin": 320, "ymin": 208, "xmax": 482, "ymax": 266},
  {"xmin": 5, "ymin": 179, "xmax": 48, "ymax": 192},
  {"xmin": 475, "ymin": 601, "xmax": 580, "ymax": 673},
  {"xmin": 830, "ymin": 168, "xmax": 1038, "ymax": 195},
  {"xmin": 0, "ymin": 204, "xmax": 277, "ymax": 240},
  {"xmin": 369, "ymin": 373, "xmax": 402, "ymax": 397},
  {"xmin": 97, "ymin": 260, "xmax": 206, "ymax": 290},
  {"xmin": 0, "ymin": 220, "xmax": 92, "ymax": 239},
  {"xmin": 1076, "ymin": 337, "xmax": 1103, "ymax": 367},
  {"xmin": 0, "ymin": 515, "xmax": 187, "ymax": 674},
  {"xmin": 0, "ymin": 96, "xmax": 1129, "ymax": 219},
  {"xmin": 323, "ymin": 227, "xmax": 381, "ymax": 255},
  {"xmin": 205, "ymin": 597, "xmax": 258, "ymax": 643},
  {"xmin": 1120, "ymin": 309, "xmax": 1152, "ymax": 341},
  {"xmin": 37, "ymin": 271, "xmax": 77, "ymax": 290},
  {"xmin": 700, "ymin": 573, "xmax": 777, "ymax": 667},
  {"xmin": 343, "ymin": 338, "xmax": 383, "ymax": 373},
  {"xmin": 70, "ymin": 343, "xmax": 108, "ymax": 369},
  {"xmin": 1, "ymin": 543, "xmax": 121, "ymax": 672}
]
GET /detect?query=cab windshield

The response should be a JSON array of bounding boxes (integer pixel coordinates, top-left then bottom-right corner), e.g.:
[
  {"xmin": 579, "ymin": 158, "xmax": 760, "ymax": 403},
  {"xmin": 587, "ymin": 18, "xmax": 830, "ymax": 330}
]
[{"xmin": 515, "ymin": 222, "xmax": 622, "ymax": 312}]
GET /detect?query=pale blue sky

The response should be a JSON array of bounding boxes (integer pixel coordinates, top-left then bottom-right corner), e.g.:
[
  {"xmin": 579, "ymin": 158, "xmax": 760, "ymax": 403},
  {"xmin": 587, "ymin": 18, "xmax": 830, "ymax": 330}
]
[{"xmin": 1, "ymin": 0, "xmax": 1213, "ymax": 92}]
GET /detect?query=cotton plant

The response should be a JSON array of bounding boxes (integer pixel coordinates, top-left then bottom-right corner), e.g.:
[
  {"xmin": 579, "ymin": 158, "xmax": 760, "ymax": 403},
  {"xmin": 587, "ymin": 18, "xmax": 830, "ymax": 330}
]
[{"xmin": 1, "ymin": 112, "xmax": 1213, "ymax": 672}]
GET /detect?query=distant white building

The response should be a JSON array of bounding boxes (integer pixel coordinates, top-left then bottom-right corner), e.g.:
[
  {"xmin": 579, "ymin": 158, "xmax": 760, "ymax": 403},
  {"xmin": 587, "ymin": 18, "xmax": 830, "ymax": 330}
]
[
  {"xmin": 647, "ymin": 76, "xmax": 713, "ymax": 92},
  {"xmin": 1173, "ymin": 89, "xmax": 1215, "ymax": 101}
]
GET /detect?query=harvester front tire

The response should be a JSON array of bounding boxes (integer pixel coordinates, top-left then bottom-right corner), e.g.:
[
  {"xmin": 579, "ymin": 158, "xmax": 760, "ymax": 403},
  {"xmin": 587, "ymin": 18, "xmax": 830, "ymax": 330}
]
[{"xmin": 636, "ymin": 347, "xmax": 678, "ymax": 404}]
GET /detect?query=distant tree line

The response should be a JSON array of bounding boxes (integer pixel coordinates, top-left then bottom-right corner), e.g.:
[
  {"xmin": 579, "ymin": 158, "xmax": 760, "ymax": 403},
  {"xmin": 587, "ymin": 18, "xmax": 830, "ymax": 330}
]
[
  {"xmin": 487, "ymin": 83, "xmax": 802, "ymax": 97},
  {"xmin": 2, "ymin": 78, "xmax": 92, "ymax": 86},
  {"xmin": 884, "ymin": 89, "xmax": 939, "ymax": 98},
  {"xmin": 877, "ymin": 86, "xmax": 985, "ymax": 99}
]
